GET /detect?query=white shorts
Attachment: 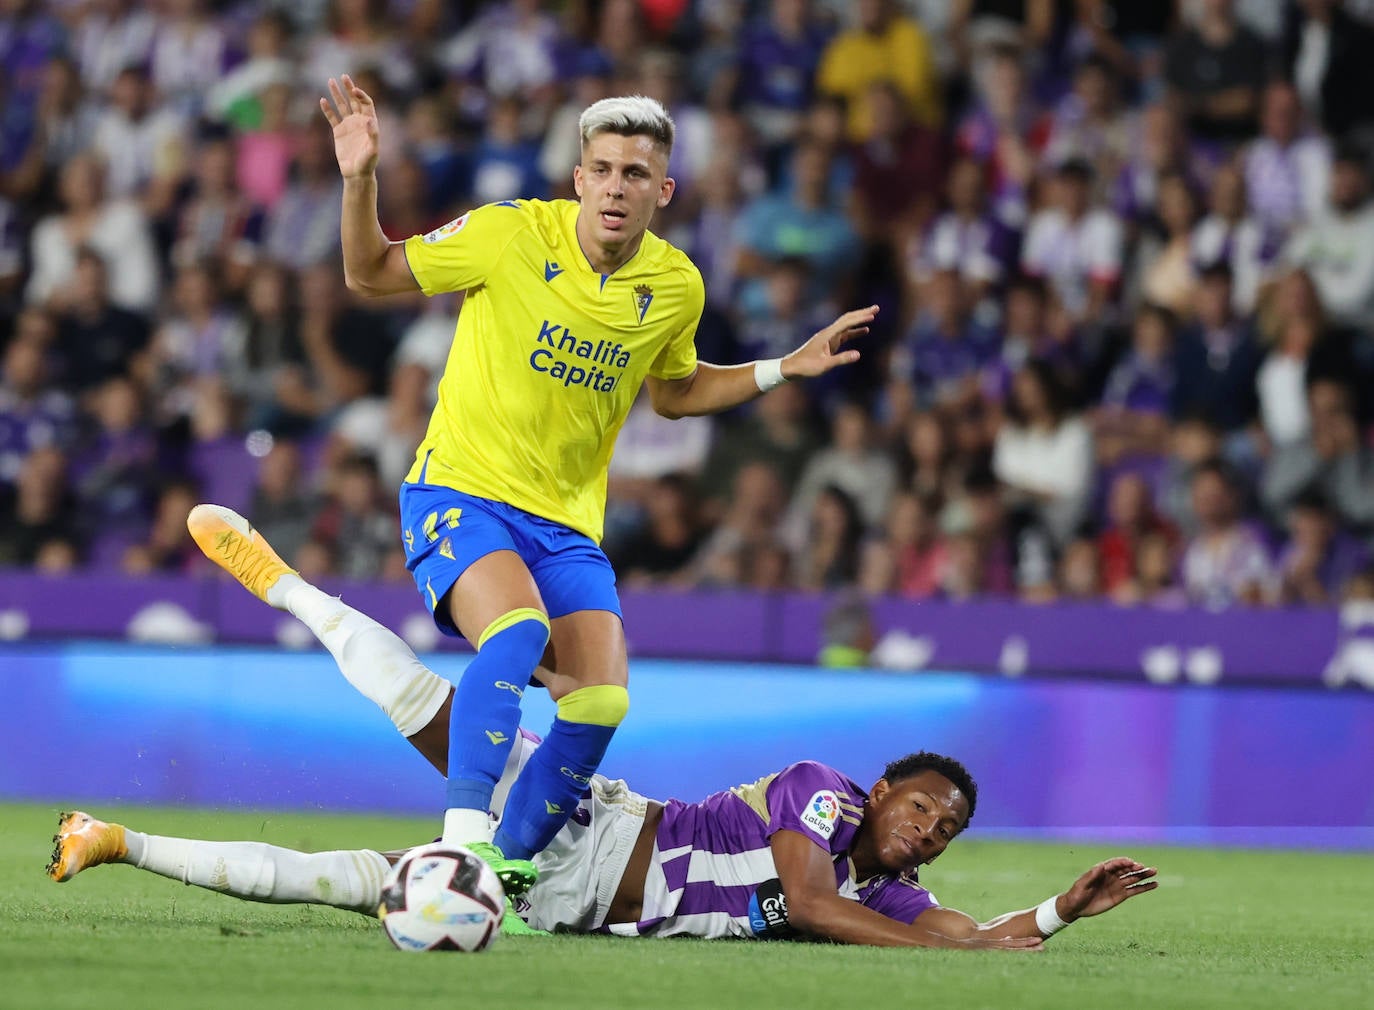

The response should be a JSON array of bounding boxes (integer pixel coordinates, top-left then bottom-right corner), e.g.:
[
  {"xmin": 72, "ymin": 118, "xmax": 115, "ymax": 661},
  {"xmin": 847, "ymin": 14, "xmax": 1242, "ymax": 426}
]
[{"xmin": 492, "ymin": 733, "xmax": 648, "ymax": 933}]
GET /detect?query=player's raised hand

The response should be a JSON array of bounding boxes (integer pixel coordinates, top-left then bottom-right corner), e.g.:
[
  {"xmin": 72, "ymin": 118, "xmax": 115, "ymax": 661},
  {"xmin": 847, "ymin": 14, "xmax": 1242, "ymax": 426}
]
[
  {"xmin": 319, "ymin": 74, "xmax": 380, "ymax": 179},
  {"xmin": 781, "ymin": 305, "xmax": 878, "ymax": 380},
  {"xmin": 1058, "ymin": 857, "xmax": 1158, "ymax": 920}
]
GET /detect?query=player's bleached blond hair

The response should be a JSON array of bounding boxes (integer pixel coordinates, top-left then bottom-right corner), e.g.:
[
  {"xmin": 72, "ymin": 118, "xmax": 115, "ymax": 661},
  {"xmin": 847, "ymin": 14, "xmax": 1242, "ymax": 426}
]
[{"xmin": 578, "ymin": 95, "xmax": 675, "ymax": 156}]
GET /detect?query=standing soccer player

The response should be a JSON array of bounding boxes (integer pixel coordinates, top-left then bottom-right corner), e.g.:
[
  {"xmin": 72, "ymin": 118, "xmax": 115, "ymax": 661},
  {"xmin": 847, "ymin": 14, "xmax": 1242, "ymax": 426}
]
[{"xmin": 301, "ymin": 76, "xmax": 873, "ymax": 892}]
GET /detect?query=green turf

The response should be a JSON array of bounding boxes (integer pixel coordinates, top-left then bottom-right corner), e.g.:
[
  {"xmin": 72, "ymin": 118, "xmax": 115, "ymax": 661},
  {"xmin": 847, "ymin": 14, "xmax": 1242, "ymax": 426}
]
[{"xmin": 2, "ymin": 802, "xmax": 1369, "ymax": 1010}]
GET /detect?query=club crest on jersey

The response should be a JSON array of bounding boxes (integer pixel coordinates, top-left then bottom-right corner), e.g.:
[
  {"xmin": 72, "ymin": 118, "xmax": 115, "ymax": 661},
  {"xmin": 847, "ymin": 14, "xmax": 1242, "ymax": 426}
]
[
  {"xmin": 633, "ymin": 283, "xmax": 654, "ymax": 324},
  {"xmin": 421, "ymin": 213, "xmax": 469, "ymax": 243},
  {"xmin": 801, "ymin": 790, "xmax": 841, "ymax": 839}
]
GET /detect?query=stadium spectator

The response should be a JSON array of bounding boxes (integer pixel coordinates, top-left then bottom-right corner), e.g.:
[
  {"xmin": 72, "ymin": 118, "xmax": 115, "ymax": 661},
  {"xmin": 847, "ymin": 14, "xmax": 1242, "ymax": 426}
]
[
  {"xmin": 91, "ymin": 64, "xmax": 189, "ymax": 212},
  {"xmin": 0, "ymin": 326, "xmax": 75, "ymax": 487},
  {"xmin": 0, "ymin": 445, "xmax": 76, "ymax": 568},
  {"xmin": 145, "ymin": 261, "xmax": 246, "ymax": 426},
  {"xmin": 1041, "ymin": 54, "xmax": 1131, "ymax": 174},
  {"xmin": 850, "ymin": 80, "xmax": 947, "ymax": 245},
  {"xmin": 468, "ymin": 96, "xmax": 546, "ymax": 205},
  {"xmin": 172, "ymin": 135, "xmax": 265, "ymax": 281},
  {"xmin": 69, "ymin": 1, "xmax": 153, "ymax": 94},
  {"xmin": 26, "ymin": 152, "xmax": 161, "ymax": 314},
  {"xmin": 608, "ymin": 472, "xmax": 704, "ymax": 588},
  {"xmin": 1072, "ymin": 1, "xmax": 1175, "ymax": 100},
  {"xmin": 308, "ymin": 451, "xmax": 398, "ymax": 581},
  {"xmin": 1164, "ymin": 0, "xmax": 1268, "ymax": 144},
  {"xmin": 261, "ymin": 127, "xmax": 344, "ymax": 271},
  {"xmin": 2, "ymin": 55, "xmax": 98, "ymax": 207},
  {"xmin": 954, "ymin": 43, "xmax": 1039, "ymax": 223},
  {"xmin": 897, "ymin": 410, "xmax": 964, "ymax": 508},
  {"xmin": 1133, "ymin": 170, "xmax": 1200, "ymax": 317},
  {"xmin": 120, "ymin": 477, "xmax": 202, "ymax": 575},
  {"xmin": 1113, "ymin": 100, "xmax": 1198, "ymax": 229},
  {"xmin": 793, "ymin": 484, "xmax": 864, "ymax": 590},
  {"xmin": 736, "ymin": 135, "xmax": 858, "ymax": 293},
  {"xmin": 1262, "ymin": 378, "xmax": 1374, "ymax": 532},
  {"xmin": 816, "ymin": 0, "xmax": 941, "ymax": 138},
  {"xmin": 439, "ymin": 0, "xmax": 562, "ymax": 115},
  {"xmin": 50, "ymin": 249, "xmax": 151, "ymax": 397},
  {"xmin": 892, "ymin": 268, "xmax": 1000, "ymax": 413},
  {"xmin": 737, "ymin": 0, "xmax": 831, "ymax": 150},
  {"xmin": 687, "ymin": 461, "xmax": 789, "ymax": 589},
  {"xmin": 1276, "ymin": 490, "xmax": 1369, "ymax": 606},
  {"xmin": 1096, "ymin": 303, "xmax": 1177, "ymax": 463},
  {"xmin": 1282, "ymin": 143, "xmax": 1374, "ymax": 331},
  {"xmin": 1058, "ymin": 536, "xmax": 1103, "ymax": 601},
  {"xmin": 1280, "ymin": 0, "xmax": 1374, "ymax": 139},
  {"xmin": 247, "ymin": 439, "xmax": 317, "ymax": 570},
  {"xmin": 909, "ymin": 156, "xmax": 1016, "ymax": 307},
  {"xmin": 786, "ymin": 401, "xmax": 897, "ymax": 538},
  {"xmin": 204, "ymin": 10, "xmax": 295, "ymax": 130},
  {"xmin": 1191, "ymin": 162, "xmax": 1272, "ymax": 314},
  {"xmin": 303, "ymin": 0, "xmax": 417, "ymax": 99},
  {"xmin": 1181, "ymin": 459, "xmax": 1275, "ymax": 608},
  {"xmin": 225, "ymin": 80, "xmax": 298, "ymax": 216},
  {"xmin": 696, "ymin": 370, "xmax": 819, "ymax": 518},
  {"xmin": 1241, "ymin": 80, "xmax": 1331, "ymax": 236},
  {"xmin": 992, "ymin": 360, "xmax": 1094, "ymax": 546},
  {"xmin": 149, "ymin": 0, "xmax": 231, "ymax": 115},
  {"xmin": 1097, "ymin": 470, "xmax": 1179, "ymax": 599},
  {"xmin": 858, "ymin": 489, "xmax": 949, "ymax": 599},
  {"xmin": 1169, "ymin": 264, "xmax": 1261, "ymax": 436},
  {"xmin": 1020, "ymin": 159, "xmax": 1124, "ymax": 327},
  {"xmin": 1121, "ymin": 529, "xmax": 1187, "ymax": 608},
  {"xmin": 69, "ymin": 375, "xmax": 160, "ymax": 564}
]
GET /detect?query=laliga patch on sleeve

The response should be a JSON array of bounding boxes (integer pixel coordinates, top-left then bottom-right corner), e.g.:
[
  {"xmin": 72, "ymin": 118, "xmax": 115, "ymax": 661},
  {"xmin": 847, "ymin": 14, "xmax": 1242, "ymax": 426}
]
[
  {"xmin": 800, "ymin": 790, "xmax": 841, "ymax": 839},
  {"xmin": 421, "ymin": 213, "xmax": 469, "ymax": 244}
]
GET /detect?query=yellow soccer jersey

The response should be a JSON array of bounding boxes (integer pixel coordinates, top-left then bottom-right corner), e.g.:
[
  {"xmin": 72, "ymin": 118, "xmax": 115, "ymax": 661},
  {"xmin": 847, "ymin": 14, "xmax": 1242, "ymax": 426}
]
[{"xmin": 402, "ymin": 198, "xmax": 704, "ymax": 542}]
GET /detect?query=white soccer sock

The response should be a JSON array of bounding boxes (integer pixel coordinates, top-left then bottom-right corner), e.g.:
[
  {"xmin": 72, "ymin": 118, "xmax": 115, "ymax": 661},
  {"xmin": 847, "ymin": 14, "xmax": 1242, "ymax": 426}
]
[
  {"xmin": 283, "ymin": 582, "xmax": 451, "ymax": 737},
  {"xmin": 128, "ymin": 831, "xmax": 390, "ymax": 914},
  {"xmin": 442, "ymin": 808, "xmax": 495, "ymax": 845}
]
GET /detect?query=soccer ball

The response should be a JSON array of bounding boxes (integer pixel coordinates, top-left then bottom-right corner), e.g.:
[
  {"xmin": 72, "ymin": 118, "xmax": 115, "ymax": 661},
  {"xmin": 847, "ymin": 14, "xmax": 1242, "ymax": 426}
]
[{"xmin": 378, "ymin": 843, "xmax": 505, "ymax": 952}]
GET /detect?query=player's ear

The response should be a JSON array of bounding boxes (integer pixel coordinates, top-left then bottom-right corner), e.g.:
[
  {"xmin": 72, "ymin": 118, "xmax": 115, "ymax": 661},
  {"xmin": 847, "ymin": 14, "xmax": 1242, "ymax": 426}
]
[
  {"xmin": 573, "ymin": 164, "xmax": 584, "ymax": 198},
  {"xmin": 869, "ymin": 778, "xmax": 890, "ymax": 806},
  {"xmin": 657, "ymin": 176, "xmax": 675, "ymax": 208}
]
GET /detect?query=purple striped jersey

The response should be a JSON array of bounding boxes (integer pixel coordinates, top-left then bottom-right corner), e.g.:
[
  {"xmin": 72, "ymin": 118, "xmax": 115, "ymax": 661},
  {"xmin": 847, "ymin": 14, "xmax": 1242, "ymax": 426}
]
[{"xmin": 615, "ymin": 760, "xmax": 938, "ymax": 938}]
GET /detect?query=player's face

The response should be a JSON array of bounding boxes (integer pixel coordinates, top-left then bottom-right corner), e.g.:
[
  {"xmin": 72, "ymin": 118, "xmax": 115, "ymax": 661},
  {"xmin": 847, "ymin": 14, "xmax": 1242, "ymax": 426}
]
[
  {"xmin": 863, "ymin": 771, "xmax": 970, "ymax": 872},
  {"xmin": 574, "ymin": 132, "xmax": 674, "ymax": 252}
]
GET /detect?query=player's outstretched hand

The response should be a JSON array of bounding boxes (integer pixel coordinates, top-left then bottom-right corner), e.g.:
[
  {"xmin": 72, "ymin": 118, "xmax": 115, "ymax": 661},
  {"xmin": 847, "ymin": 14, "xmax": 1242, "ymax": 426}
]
[
  {"xmin": 781, "ymin": 305, "xmax": 878, "ymax": 380},
  {"xmin": 955, "ymin": 934, "xmax": 1045, "ymax": 953},
  {"xmin": 320, "ymin": 74, "xmax": 380, "ymax": 179},
  {"xmin": 1059, "ymin": 856, "xmax": 1158, "ymax": 921}
]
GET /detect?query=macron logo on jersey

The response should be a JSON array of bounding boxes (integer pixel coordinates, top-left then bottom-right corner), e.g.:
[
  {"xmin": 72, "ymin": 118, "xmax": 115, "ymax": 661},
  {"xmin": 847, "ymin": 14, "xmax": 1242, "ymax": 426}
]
[{"xmin": 544, "ymin": 260, "xmax": 565, "ymax": 282}]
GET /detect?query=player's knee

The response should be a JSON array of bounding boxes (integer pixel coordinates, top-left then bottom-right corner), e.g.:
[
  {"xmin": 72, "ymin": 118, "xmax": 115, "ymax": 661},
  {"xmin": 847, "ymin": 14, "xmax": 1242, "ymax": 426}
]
[
  {"xmin": 556, "ymin": 684, "xmax": 630, "ymax": 728},
  {"xmin": 477, "ymin": 608, "xmax": 550, "ymax": 669}
]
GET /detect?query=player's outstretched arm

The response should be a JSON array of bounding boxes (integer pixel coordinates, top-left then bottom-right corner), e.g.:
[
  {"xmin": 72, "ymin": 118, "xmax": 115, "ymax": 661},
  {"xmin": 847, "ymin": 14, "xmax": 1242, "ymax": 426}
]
[
  {"xmin": 319, "ymin": 74, "xmax": 419, "ymax": 298},
  {"xmin": 913, "ymin": 856, "xmax": 1159, "ymax": 944},
  {"xmin": 645, "ymin": 305, "xmax": 877, "ymax": 419},
  {"xmin": 770, "ymin": 830, "xmax": 1043, "ymax": 950}
]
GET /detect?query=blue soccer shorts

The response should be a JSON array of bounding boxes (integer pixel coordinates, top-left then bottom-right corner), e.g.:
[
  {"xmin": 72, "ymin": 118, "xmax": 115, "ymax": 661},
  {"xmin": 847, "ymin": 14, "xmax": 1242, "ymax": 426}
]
[{"xmin": 399, "ymin": 482, "xmax": 623, "ymax": 639}]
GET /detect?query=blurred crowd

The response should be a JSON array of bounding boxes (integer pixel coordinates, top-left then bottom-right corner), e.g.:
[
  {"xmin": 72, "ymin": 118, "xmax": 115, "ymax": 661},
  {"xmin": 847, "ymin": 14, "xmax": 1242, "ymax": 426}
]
[{"xmin": 4, "ymin": 0, "xmax": 1374, "ymax": 612}]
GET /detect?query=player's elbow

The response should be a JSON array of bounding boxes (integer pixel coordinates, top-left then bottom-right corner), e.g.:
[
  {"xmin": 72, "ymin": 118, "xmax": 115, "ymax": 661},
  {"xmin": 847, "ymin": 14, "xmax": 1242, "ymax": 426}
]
[
  {"xmin": 343, "ymin": 268, "xmax": 383, "ymax": 298},
  {"xmin": 781, "ymin": 892, "xmax": 828, "ymax": 936}
]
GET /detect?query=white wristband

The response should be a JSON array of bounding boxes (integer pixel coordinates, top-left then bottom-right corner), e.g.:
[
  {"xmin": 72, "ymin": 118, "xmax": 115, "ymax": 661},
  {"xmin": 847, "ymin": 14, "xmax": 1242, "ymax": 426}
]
[
  {"xmin": 1034, "ymin": 896, "xmax": 1070, "ymax": 937},
  {"xmin": 753, "ymin": 357, "xmax": 788, "ymax": 393}
]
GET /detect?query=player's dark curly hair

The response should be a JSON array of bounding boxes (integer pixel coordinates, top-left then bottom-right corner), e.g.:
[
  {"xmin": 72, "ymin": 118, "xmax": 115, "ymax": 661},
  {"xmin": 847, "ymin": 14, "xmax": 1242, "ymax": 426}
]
[{"xmin": 882, "ymin": 752, "xmax": 979, "ymax": 827}]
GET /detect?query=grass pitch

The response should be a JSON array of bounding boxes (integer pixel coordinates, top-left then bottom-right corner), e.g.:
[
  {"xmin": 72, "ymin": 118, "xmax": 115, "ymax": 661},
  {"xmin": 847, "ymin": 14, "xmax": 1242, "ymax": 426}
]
[{"xmin": 2, "ymin": 803, "xmax": 1370, "ymax": 1010}]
